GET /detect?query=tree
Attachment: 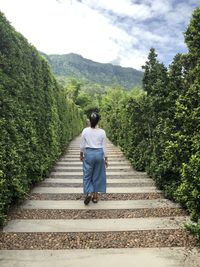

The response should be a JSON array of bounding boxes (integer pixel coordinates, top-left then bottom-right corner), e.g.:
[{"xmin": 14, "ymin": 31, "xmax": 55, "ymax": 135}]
[
  {"xmin": 65, "ymin": 78, "xmax": 81, "ymax": 102},
  {"xmin": 142, "ymin": 48, "xmax": 158, "ymax": 95},
  {"xmin": 99, "ymin": 7, "xmax": 200, "ymax": 241},
  {"xmin": 185, "ymin": 7, "xmax": 200, "ymax": 58}
]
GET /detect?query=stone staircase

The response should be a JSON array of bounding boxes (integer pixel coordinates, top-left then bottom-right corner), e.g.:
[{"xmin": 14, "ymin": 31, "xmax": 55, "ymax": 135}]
[{"xmin": 0, "ymin": 136, "xmax": 200, "ymax": 266}]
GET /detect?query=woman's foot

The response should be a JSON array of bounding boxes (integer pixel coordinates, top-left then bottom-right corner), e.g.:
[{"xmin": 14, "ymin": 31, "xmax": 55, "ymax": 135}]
[
  {"xmin": 92, "ymin": 192, "xmax": 98, "ymax": 203},
  {"xmin": 84, "ymin": 194, "xmax": 91, "ymax": 205}
]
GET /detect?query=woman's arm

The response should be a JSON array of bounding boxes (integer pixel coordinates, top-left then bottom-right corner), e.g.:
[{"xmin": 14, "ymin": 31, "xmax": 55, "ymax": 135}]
[
  {"xmin": 80, "ymin": 131, "xmax": 85, "ymax": 161},
  {"xmin": 80, "ymin": 151, "xmax": 84, "ymax": 161},
  {"xmin": 102, "ymin": 131, "xmax": 108, "ymax": 168}
]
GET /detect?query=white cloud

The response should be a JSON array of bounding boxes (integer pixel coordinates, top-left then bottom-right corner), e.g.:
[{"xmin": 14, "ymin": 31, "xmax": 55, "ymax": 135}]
[
  {"xmin": 165, "ymin": 2, "xmax": 195, "ymax": 27},
  {"xmin": 150, "ymin": 0, "xmax": 172, "ymax": 15},
  {"xmin": 0, "ymin": 0, "xmax": 198, "ymax": 70},
  {"xmin": 0, "ymin": 0, "xmax": 117, "ymax": 60},
  {"xmin": 83, "ymin": 0, "xmax": 152, "ymax": 20},
  {"xmin": 120, "ymin": 51, "xmax": 147, "ymax": 69}
]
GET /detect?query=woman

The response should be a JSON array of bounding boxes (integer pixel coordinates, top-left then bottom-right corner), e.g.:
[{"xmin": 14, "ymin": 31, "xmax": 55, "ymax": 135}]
[{"xmin": 80, "ymin": 112, "xmax": 108, "ymax": 205}]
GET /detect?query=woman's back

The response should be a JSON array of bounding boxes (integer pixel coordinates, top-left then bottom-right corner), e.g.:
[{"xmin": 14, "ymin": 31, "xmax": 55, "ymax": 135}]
[{"xmin": 81, "ymin": 127, "xmax": 106, "ymax": 149}]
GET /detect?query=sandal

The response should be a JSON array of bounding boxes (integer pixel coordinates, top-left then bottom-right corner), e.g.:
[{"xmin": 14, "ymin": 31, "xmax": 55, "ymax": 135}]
[
  {"xmin": 92, "ymin": 193, "xmax": 98, "ymax": 203},
  {"xmin": 84, "ymin": 194, "xmax": 91, "ymax": 205}
]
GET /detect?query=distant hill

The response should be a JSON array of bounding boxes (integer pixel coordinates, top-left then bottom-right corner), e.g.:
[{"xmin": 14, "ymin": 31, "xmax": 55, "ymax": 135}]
[{"xmin": 41, "ymin": 53, "xmax": 143, "ymax": 90}]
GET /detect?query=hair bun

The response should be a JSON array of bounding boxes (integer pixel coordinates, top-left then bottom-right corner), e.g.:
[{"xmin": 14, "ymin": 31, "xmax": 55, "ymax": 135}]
[
  {"xmin": 89, "ymin": 112, "xmax": 100, "ymax": 128},
  {"xmin": 91, "ymin": 112, "xmax": 97, "ymax": 118}
]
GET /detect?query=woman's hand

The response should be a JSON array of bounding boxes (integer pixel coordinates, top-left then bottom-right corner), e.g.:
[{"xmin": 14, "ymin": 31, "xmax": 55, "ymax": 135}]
[
  {"xmin": 80, "ymin": 152, "xmax": 84, "ymax": 162},
  {"xmin": 105, "ymin": 157, "xmax": 108, "ymax": 168}
]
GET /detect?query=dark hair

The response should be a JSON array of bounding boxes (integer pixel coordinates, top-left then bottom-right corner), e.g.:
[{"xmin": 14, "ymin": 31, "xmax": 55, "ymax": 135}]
[{"xmin": 89, "ymin": 112, "xmax": 100, "ymax": 128}]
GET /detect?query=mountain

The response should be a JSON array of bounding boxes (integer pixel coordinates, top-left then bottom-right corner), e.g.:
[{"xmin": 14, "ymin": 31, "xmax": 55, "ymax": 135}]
[{"xmin": 41, "ymin": 53, "xmax": 143, "ymax": 90}]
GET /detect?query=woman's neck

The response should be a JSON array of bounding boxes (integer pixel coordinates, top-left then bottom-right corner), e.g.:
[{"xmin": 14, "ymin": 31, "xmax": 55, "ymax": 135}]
[{"xmin": 90, "ymin": 125, "xmax": 99, "ymax": 129}]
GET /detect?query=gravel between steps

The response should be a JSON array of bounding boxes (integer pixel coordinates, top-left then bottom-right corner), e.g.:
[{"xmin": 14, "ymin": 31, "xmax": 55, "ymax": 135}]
[
  {"xmin": 29, "ymin": 193, "xmax": 162, "ymax": 200},
  {"xmin": 0, "ymin": 230, "xmax": 197, "ymax": 249},
  {"xmin": 8, "ymin": 208, "xmax": 187, "ymax": 220}
]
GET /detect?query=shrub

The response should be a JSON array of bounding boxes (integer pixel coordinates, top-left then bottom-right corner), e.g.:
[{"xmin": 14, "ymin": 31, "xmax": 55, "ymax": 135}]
[{"xmin": 0, "ymin": 12, "xmax": 84, "ymax": 224}]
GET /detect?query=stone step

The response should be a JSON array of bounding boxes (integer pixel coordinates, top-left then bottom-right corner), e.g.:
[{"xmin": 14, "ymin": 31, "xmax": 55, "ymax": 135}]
[
  {"xmin": 67, "ymin": 149, "xmax": 122, "ymax": 152},
  {"xmin": 67, "ymin": 144, "xmax": 118, "ymax": 146},
  {"xmin": 48, "ymin": 175, "xmax": 149, "ymax": 180},
  {"xmin": 62, "ymin": 155, "xmax": 126, "ymax": 159},
  {"xmin": 67, "ymin": 153, "xmax": 123, "ymax": 156},
  {"xmin": 3, "ymin": 217, "xmax": 189, "ymax": 232},
  {"xmin": 0, "ymin": 248, "xmax": 199, "ymax": 267},
  {"xmin": 66, "ymin": 149, "xmax": 117, "ymax": 153},
  {"xmin": 66, "ymin": 150, "xmax": 123, "ymax": 154},
  {"xmin": 59, "ymin": 158, "xmax": 129, "ymax": 162},
  {"xmin": 40, "ymin": 184, "xmax": 154, "ymax": 188},
  {"xmin": 21, "ymin": 199, "xmax": 179, "ymax": 210},
  {"xmin": 53, "ymin": 166, "xmax": 132, "ymax": 171},
  {"xmin": 68, "ymin": 146, "xmax": 116, "ymax": 148},
  {"xmin": 61, "ymin": 153, "xmax": 125, "ymax": 156},
  {"xmin": 56, "ymin": 161, "xmax": 131, "ymax": 166},
  {"xmin": 68, "ymin": 146, "xmax": 118, "ymax": 148},
  {"xmin": 50, "ymin": 171, "xmax": 144, "ymax": 177},
  {"xmin": 42, "ymin": 178, "xmax": 154, "ymax": 184},
  {"xmin": 31, "ymin": 187, "xmax": 160, "ymax": 194}
]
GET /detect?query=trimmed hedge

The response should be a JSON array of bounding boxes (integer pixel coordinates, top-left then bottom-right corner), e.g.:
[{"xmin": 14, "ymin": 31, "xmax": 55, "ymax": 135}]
[
  {"xmin": 101, "ymin": 8, "xmax": 200, "ymax": 241},
  {"xmin": 0, "ymin": 12, "xmax": 84, "ymax": 224}
]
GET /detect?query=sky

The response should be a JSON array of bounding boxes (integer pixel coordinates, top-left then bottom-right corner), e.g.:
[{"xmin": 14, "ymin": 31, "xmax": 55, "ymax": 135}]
[{"xmin": 0, "ymin": 0, "xmax": 199, "ymax": 70}]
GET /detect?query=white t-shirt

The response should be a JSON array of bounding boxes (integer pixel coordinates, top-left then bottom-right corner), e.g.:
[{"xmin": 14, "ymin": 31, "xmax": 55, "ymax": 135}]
[{"xmin": 80, "ymin": 127, "xmax": 107, "ymax": 157}]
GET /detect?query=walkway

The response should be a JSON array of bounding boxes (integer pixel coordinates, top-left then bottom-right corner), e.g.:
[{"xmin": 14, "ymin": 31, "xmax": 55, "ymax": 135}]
[{"xmin": 0, "ymin": 137, "xmax": 200, "ymax": 266}]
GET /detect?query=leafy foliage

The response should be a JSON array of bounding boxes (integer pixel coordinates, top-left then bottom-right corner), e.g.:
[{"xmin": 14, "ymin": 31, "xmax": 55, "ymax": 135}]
[
  {"xmin": 64, "ymin": 78, "xmax": 100, "ymax": 116},
  {"xmin": 0, "ymin": 12, "xmax": 84, "ymax": 225},
  {"xmin": 100, "ymin": 7, "xmax": 200, "ymax": 241}
]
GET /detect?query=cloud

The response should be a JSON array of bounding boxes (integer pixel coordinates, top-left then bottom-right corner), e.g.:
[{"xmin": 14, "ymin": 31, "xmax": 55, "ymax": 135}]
[
  {"xmin": 82, "ymin": 0, "xmax": 152, "ymax": 20},
  {"xmin": 0, "ymin": 0, "xmax": 199, "ymax": 70},
  {"xmin": 79, "ymin": 0, "xmax": 198, "ymax": 67},
  {"xmin": 81, "ymin": 0, "xmax": 174, "ymax": 21}
]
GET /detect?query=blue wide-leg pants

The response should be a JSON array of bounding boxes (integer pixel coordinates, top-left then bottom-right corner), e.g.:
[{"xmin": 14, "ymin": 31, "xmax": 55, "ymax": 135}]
[{"xmin": 83, "ymin": 148, "xmax": 106, "ymax": 194}]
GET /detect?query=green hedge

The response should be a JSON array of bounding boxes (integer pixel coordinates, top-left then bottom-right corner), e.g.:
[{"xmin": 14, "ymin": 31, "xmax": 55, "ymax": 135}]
[
  {"xmin": 101, "ymin": 8, "xmax": 200, "ymax": 241},
  {"xmin": 0, "ymin": 12, "xmax": 84, "ymax": 224}
]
